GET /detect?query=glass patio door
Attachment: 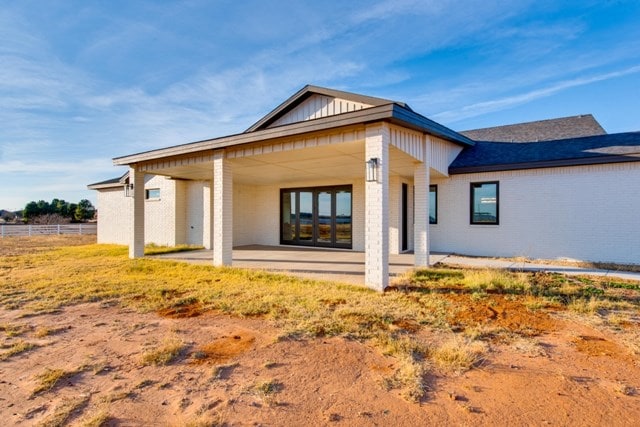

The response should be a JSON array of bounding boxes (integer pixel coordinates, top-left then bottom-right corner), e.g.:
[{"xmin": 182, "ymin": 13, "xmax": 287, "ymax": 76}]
[{"xmin": 280, "ymin": 186, "xmax": 352, "ymax": 249}]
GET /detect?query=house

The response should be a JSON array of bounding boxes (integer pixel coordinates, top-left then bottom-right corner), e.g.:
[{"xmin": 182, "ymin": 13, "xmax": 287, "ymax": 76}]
[{"xmin": 88, "ymin": 85, "xmax": 640, "ymax": 290}]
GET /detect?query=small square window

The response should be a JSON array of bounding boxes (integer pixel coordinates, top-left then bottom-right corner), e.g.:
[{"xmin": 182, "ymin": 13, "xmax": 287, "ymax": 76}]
[
  {"xmin": 145, "ymin": 188, "xmax": 160, "ymax": 200},
  {"xmin": 470, "ymin": 182, "xmax": 499, "ymax": 225},
  {"xmin": 429, "ymin": 185, "xmax": 437, "ymax": 224}
]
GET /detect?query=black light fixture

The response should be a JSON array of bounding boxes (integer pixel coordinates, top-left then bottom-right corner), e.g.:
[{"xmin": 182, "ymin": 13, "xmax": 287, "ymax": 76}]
[{"xmin": 366, "ymin": 157, "xmax": 379, "ymax": 182}]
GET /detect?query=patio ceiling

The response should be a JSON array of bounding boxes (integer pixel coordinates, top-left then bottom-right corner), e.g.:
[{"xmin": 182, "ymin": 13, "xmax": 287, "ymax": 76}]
[{"xmin": 138, "ymin": 140, "xmax": 427, "ymax": 185}]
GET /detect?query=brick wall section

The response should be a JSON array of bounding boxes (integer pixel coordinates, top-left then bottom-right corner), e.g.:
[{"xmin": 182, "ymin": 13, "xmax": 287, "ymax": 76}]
[
  {"xmin": 431, "ymin": 162, "xmax": 640, "ymax": 265},
  {"xmin": 143, "ymin": 175, "xmax": 182, "ymax": 246},
  {"xmin": 96, "ymin": 187, "xmax": 131, "ymax": 244},
  {"xmin": 129, "ymin": 167, "xmax": 145, "ymax": 258},
  {"xmin": 364, "ymin": 124, "xmax": 390, "ymax": 290},
  {"xmin": 232, "ymin": 178, "xmax": 366, "ymax": 250},
  {"xmin": 414, "ymin": 153, "xmax": 430, "ymax": 267},
  {"xmin": 213, "ymin": 150, "xmax": 233, "ymax": 265}
]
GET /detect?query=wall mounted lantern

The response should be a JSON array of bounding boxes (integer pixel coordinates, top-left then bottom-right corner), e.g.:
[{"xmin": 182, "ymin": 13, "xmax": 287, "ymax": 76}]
[
  {"xmin": 124, "ymin": 183, "xmax": 134, "ymax": 197},
  {"xmin": 365, "ymin": 157, "xmax": 379, "ymax": 182}
]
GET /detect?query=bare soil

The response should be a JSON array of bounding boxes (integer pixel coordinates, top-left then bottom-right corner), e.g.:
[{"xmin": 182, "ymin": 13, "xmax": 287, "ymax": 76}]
[{"xmin": 1, "ymin": 301, "xmax": 639, "ymax": 426}]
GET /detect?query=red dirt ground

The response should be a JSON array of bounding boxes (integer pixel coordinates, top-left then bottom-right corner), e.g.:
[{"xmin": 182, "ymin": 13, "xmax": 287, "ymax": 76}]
[{"xmin": 0, "ymin": 302, "xmax": 638, "ymax": 426}]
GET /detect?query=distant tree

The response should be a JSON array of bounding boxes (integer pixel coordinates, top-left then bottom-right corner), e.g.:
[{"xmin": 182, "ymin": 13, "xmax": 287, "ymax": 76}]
[
  {"xmin": 23, "ymin": 201, "xmax": 39, "ymax": 220},
  {"xmin": 74, "ymin": 199, "xmax": 96, "ymax": 221},
  {"xmin": 32, "ymin": 213, "xmax": 71, "ymax": 225},
  {"xmin": 36, "ymin": 200, "xmax": 51, "ymax": 215},
  {"xmin": 22, "ymin": 198, "xmax": 95, "ymax": 223},
  {"xmin": 0, "ymin": 211, "xmax": 15, "ymax": 222}
]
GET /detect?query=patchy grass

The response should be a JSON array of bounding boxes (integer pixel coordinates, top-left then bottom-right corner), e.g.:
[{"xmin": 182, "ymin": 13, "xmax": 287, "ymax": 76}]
[
  {"xmin": 32, "ymin": 368, "xmax": 77, "ymax": 395},
  {"xmin": 1, "ymin": 237, "xmax": 639, "ymax": 404},
  {"xmin": 79, "ymin": 409, "xmax": 111, "ymax": 427},
  {"xmin": 0, "ymin": 340, "xmax": 37, "ymax": 361},
  {"xmin": 1, "ymin": 322, "xmax": 32, "ymax": 337},
  {"xmin": 431, "ymin": 336, "xmax": 487, "ymax": 373},
  {"xmin": 36, "ymin": 395, "xmax": 90, "ymax": 427},
  {"xmin": 141, "ymin": 337, "xmax": 185, "ymax": 366},
  {"xmin": 144, "ymin": 243, "xmax": 204, "ymax": 256},
  {"xmin": 253, "ymin": 379, "xmax": 282, "ymax": 406}
]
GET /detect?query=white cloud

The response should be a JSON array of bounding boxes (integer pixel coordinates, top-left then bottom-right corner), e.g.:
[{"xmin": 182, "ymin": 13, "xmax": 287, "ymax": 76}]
[{"xmin": 432, "ymin": 64, "xmax": 640, "ymax": 123}]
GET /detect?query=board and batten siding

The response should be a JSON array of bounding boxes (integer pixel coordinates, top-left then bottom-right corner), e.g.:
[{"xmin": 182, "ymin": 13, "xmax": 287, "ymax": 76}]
[
  {"xmin": 269, "ymin": 94, "xmax": 373, "ymax": 128},
  {"xmin": 430, "ymin": 162, "xmax": 640, "ymax": 265}
]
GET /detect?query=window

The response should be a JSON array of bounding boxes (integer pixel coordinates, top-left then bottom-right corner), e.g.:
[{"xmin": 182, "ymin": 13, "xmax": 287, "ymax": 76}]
[
  {"xmin": 429, "ymin": 185, "xmax": 437, "ymax": 224},
  {"xmin": 145, "ymin": 188, "xmax": 160, "ymax": 200},
  {"xmin": 470, "ymin": 182, "xmax": 499, "ymax": 225}
]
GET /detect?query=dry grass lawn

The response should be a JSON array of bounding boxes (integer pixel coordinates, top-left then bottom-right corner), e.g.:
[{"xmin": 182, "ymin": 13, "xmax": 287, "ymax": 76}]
[{"xmin": 0, "ymin": 236, "xmax": 639, "ymax": 426}]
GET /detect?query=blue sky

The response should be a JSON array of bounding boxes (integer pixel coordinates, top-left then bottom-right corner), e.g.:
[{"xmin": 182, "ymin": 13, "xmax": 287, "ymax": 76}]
[{"xmin": 2, "ymin": 0, "xmax": 639, "ymax": 210}]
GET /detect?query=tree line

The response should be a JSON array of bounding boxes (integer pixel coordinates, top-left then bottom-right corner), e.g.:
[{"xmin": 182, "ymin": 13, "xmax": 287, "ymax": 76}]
[{"xmin": 22, "ymin": 199, "xmax": 96, "ymax": 223}]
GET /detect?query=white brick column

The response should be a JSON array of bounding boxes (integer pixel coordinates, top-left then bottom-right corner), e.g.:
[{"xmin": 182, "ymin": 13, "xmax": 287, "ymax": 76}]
[
  {"xmin": 129, "ymin": 166, "xmax": 145, "ymax": 258},
  {"xmin": 212, "ymin": 150, "xmax": 233, "ymax": 265},
  {"xmin": 414, "ymin": 138, "xmax": 430, "ymax": 267},
  {"xmin": 365, "ymin": 124, "xmax": 390, "ymax": 291}
]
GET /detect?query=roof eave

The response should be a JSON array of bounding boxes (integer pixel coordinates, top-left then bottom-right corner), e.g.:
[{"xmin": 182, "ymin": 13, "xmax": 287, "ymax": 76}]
[
  {"xmin": 449, "ymin": 154, "xmax": 640, "ymax": 175},
  {"xmin": 87, "ymin": 182, "xmax": 123, "ymax": 190},
  {"xmin": 113, "ymin": 104, "xmax": 473, "ymax": 166}
]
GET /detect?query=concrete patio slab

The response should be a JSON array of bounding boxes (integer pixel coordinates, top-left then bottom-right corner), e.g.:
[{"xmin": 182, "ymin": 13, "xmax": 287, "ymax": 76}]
[
  {"xmin": 151, "ymin": 245, "xmax": 437, "ymax": 284},
  {"xmin": 149, "ymin": 245, "xmax": 640, "ymax": 285}
]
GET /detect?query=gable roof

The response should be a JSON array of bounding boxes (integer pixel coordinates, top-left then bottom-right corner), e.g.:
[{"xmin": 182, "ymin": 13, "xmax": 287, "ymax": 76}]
[
  {"xmin": 113, "ymin": 86, "xmax": 474, "ymax": 165},
  {"xmin": 245, "ymin": 85, "xmax": 410, "ymax": 132},
  {"xmin": 449, "ymin": 131, "xmax": 640, "ymax": 174},
  {"xmin": 460, "ymin": 114, "xmax": 606, "ymax": 142}
]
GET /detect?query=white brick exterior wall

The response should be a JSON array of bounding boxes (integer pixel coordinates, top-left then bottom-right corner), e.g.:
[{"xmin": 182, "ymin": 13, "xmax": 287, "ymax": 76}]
[
  {"xmin": 365, "ymin": 124, "xmax": 390, "ymax": 290},
  {"xmin": 96, "ymin": 160, "xmax": 639, "ymax": 267},
  {"xmin": 232, "ymin": 178, "xmax": 366, "ymax": 250},
  {"xmin": 431, "ymin": 162, "xmax": 640, "ymax": 265},
  {"xmin": 97, "ymin": 175, "xmax": 190, "ymax": 247},
  {"xmin": 143, "ymin": 175, "xmax": 182, "ymax": 246},
  {"xmin": 96, "ymin": 187, "xmax": 131, "ymax": 245}
]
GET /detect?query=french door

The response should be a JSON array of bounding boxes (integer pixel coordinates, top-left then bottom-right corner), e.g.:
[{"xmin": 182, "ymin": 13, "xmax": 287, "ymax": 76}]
[{"xmin": 281, "ymin": 185, "xmax": 352, "ymax": 248}]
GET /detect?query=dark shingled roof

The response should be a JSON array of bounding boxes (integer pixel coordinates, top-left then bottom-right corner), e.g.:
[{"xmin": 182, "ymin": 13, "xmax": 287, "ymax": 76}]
[
  {"xmin": 449, "ymin": 132, "xmax": 640, "ymax": 174},
  {"xmin": 87, "ymin": 173, "xmax": 128, "ymax": 189},
  {"xmin": 460, "ymin": 114, "xmax": 606, "ymax": 142}
]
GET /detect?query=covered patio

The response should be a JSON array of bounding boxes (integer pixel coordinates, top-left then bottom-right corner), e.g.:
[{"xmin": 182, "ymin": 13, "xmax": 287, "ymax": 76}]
[
  {"xmin": 150, "ymin": 245, "xmax": 450, "ymax": 285},
  {"xmin": 111, "ymin": 86, "xmax": 473, "ymax": 290}
]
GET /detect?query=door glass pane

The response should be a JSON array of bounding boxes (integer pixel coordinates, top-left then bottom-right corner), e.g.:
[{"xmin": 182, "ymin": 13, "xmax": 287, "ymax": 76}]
[
  {"xmin": 317, "ymin": 191, "xmax": 332, "ymax": 243},
  {"xmin": 299, "ymin": 191, "xmax": 313, "ymax": 241},
  {"xmin": 335, "ymin": 190, "xmax": 352, "ymax": 245},
  {"xmin": 281, "ymin": 191, "xmax": 295, "ymax": 241}
]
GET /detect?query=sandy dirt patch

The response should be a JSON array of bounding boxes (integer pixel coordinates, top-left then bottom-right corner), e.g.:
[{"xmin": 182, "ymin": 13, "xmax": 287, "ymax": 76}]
[{"xmin": 1, "ymin": 302, "xmax": 639, "ymax": 426}]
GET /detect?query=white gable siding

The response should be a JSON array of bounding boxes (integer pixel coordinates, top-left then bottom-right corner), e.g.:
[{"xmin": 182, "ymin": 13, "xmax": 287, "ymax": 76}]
[
  {"xmin": 430, "ymin": 136, "xmax": 463, "ymax": 177},
  {"xmin": 431, "ymin": 162, "xmax": 640, "ymax": 265},
  {"xmin": 389, "ymin": 125, "xmax": 424, "ymax": 161},
  {"xmin": 269, "ymin": 95, "xmax": 373, "ymax": 128}
]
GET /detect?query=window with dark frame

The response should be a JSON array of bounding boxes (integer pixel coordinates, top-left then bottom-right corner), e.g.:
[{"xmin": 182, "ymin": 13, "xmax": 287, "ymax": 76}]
[
  {"xmin": 280, "ymin": 185, "xmax": 352, "ymax": 249},
  {"xmin": 145, "ymin": 188, "xmax": 160, "ymax": 200},
  {"xmin": 429, "ymin": 185, "xmax": 437, "ymax": 224},
  {"xmin": 470, "ymin": 181, "xmax": 499, "ymax": 225}
]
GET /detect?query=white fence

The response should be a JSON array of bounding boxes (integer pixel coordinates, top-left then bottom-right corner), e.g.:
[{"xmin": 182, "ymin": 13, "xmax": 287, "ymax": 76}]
[{"xmin": 0, "ymin": 224, "xmax": 97, "ymax": 237}]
